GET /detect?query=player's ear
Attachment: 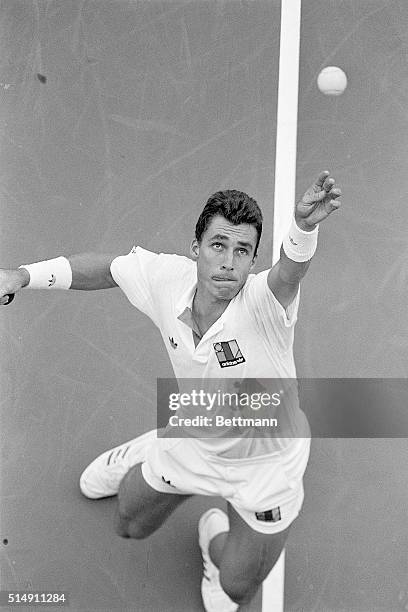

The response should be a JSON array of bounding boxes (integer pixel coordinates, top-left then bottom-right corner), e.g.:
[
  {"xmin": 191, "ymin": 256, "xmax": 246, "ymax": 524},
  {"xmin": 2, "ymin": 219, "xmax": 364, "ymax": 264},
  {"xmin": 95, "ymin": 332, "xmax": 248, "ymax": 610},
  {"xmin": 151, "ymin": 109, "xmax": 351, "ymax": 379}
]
[{"xmin": 190, "ymin": 239, "xmax": 200, "ymax": 260}]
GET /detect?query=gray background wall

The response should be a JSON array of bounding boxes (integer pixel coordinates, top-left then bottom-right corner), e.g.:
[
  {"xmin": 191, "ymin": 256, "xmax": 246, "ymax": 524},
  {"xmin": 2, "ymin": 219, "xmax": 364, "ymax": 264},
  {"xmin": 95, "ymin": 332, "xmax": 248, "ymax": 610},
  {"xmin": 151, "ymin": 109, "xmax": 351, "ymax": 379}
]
[{"xmin": 2, "ymin": 2, "xmax": 408, "ymax": 610}]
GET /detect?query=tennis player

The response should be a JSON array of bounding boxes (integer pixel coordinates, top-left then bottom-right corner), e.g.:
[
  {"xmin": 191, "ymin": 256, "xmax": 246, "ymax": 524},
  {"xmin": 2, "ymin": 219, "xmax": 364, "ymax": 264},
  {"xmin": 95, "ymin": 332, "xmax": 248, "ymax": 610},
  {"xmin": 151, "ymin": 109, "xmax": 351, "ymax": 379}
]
[{"xmin": 0, "ymin": 171, "xmax": 341, "ymax": 611}]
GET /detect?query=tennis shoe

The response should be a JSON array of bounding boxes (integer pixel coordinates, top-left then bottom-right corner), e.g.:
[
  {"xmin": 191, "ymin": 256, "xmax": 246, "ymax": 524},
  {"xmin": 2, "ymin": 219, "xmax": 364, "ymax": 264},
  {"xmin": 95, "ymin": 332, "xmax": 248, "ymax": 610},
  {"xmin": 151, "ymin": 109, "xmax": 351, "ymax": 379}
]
[
  {"xmin": 198, "ymin": 508, "xmax": 238, "ymax": 612},
  {"xmin": 79, "ymin": 429, "xmax": 157, "ymax": 499}
]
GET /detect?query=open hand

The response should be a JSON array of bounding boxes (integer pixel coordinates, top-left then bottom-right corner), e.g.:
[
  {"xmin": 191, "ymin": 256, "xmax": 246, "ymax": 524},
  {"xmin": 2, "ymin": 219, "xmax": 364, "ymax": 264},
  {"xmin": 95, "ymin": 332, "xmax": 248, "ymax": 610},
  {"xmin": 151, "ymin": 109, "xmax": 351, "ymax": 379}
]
[{"xmin": 295, "ymin": 171, "xmax": 342, "ymax": 230}]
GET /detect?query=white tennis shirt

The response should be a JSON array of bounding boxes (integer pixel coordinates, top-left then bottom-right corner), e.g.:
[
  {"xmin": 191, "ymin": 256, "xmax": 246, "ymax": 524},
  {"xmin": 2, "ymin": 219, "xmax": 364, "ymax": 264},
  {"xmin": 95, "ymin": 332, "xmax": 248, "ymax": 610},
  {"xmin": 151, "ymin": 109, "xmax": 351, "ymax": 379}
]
[{"xmin": 111, "ymin": 246, "xmax": 309, "ymax": 457}]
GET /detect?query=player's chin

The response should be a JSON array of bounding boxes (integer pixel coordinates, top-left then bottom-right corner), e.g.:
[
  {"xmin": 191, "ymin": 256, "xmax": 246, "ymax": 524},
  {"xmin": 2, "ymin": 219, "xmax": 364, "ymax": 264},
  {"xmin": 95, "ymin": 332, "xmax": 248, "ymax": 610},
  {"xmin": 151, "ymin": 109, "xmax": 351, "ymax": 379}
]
[{"xmin": 213, "ymin": 283, "xmax": 242, "ymax": 300}]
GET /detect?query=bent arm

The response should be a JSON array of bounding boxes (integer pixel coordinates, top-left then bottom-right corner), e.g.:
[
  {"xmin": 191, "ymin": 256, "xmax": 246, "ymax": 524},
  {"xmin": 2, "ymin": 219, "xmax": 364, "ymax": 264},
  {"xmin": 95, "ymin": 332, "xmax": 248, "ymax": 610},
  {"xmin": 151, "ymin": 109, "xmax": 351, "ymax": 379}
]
[{"xmin": 267, "ymin": 170, "xmax": 342, "ymax": 310}]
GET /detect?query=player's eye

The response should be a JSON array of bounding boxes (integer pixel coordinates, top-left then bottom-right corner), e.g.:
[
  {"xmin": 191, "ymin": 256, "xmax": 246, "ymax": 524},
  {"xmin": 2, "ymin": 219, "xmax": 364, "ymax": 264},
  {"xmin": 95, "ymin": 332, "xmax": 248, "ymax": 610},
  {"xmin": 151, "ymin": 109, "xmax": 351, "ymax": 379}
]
[
  {"xmin": 238, "ymin": 248, "xmax": 249, "ymax": 255},
  {"xmin": 212, "ymin": 242, "xmax": 223, "ymax": 250}
]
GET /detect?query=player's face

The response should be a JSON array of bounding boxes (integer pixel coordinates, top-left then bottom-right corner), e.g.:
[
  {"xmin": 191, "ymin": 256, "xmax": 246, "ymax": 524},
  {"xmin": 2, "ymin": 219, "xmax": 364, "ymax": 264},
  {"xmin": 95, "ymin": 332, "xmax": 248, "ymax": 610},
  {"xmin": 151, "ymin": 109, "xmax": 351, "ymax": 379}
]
[{"xmin": 191, "ymin": 215, "xmax": 258, "ymax": 302}]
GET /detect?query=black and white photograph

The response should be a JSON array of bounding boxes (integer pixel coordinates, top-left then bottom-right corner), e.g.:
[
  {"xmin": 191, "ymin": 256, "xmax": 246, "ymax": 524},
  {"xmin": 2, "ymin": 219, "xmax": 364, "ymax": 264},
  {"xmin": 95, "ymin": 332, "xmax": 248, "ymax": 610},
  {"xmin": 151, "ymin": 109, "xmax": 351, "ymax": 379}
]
[{"xmin": 1, "ymin": 1, "xmax": 408, "ymax": 611}]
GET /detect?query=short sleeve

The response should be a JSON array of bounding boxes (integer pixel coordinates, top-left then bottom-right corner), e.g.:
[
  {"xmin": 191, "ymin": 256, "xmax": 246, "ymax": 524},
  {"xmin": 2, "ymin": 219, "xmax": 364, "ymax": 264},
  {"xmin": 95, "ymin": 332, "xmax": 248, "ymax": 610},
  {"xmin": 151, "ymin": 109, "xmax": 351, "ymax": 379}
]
[
  {"xmin": 110, "ymin": 247, "xmax": 162, "ymax": 323},
  {"xmin": 243, "ymin": 269, "xmax": 300, "ymax": 350},
  {"xmin": 110, "ymin": 247, "xmax": 193, "ymax": 326}
]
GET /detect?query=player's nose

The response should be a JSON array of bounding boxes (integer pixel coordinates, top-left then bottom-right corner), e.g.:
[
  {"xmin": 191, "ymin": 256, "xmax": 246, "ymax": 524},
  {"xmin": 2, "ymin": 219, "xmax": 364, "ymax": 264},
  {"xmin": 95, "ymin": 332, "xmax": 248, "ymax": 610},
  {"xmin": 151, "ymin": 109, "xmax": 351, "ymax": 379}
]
[{"xmin": 221, "ymin": 252, "xmax": 234, "ymax": 270}]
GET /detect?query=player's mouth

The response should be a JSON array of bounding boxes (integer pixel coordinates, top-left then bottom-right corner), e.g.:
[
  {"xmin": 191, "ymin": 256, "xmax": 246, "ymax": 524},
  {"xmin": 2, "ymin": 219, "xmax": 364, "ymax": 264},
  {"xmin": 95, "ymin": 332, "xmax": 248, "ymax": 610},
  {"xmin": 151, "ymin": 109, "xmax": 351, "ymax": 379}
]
[{"xmin": 212, "ymin": 275, "xmax": 236, "ymax": 282}]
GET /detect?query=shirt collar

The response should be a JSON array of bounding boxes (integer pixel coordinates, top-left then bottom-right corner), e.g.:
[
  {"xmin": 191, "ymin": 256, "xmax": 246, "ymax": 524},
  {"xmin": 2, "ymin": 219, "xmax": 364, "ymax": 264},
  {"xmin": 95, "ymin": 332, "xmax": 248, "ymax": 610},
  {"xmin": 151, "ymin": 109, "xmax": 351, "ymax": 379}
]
[
  {"xmin": 175, "ymin": 268, "xmax": 201, "ymax": 335},
  {"xmin": 175, "ymin": 268, "xmax": 197, "ymax": 315},
  {"xmin": 176, "ymin": 266, "xmax": 246, "ymax": 339},
  {"xmin": 178, "ymin": 305, "xmax": 201, "ymax": 337}
]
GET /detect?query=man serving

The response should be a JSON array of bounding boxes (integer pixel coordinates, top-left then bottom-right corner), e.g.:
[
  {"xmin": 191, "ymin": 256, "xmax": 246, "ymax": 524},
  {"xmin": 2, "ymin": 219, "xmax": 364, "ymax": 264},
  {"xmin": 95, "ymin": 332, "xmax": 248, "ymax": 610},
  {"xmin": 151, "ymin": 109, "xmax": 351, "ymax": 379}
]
[{"xmin": 0, "ymin": 171, "xmax": 341, "ymax": 611}]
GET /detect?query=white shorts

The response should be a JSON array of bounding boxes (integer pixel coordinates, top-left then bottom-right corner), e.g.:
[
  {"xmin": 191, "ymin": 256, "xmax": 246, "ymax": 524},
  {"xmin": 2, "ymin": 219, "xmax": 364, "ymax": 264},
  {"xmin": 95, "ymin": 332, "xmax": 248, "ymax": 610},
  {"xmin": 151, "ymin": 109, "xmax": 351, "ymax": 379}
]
[{"xmin": 141, "ymin": 436, "xmax": 310, "ymax": 534}]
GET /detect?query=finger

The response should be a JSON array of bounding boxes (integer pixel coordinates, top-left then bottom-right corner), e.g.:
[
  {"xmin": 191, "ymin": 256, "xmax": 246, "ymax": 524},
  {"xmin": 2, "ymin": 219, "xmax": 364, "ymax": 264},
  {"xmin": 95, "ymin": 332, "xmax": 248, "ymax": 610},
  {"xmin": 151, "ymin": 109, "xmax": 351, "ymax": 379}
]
[
  {"xmin": 328, "ymin": 199, "xmax": 341, "ymax": 212},
  {"xmin": 322, "ymin": 177, "xmax": 335, "ymax": 192},
  {"xmin": 328, "ymin": 187, "xmax": 342, "ymax": 199},
  {"xmin": 312, "ymin": 185, "xmax": 341, "ymax": 204},
  {"xmin": 307, "ymin": 189, "xmax": 329, "ymax": 204},
  {"xmin": 314, "ymin": 171, "xmax": 330, "ymax": 190}
]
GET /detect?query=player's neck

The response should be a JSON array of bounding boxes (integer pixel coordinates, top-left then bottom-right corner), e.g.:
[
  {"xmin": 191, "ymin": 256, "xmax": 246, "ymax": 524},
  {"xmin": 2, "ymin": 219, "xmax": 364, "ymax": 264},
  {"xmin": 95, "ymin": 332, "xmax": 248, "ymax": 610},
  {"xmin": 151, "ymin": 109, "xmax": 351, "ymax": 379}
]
[{"xmin": 192, "ymin": 286, "xmax": 230, "ymax": 322}]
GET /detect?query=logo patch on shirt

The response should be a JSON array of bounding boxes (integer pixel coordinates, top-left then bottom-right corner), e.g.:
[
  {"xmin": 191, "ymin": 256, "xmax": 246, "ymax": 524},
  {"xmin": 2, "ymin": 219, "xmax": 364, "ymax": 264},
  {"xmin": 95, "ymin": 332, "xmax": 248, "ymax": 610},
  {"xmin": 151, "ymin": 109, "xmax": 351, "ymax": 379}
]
[
  {"xmin": 213, "ymin": 340, "xmax": 245, "ymax": 368},
  {"xmin": 255, "ymin": 507, "xmax": 281, "ymax": 522},
  {"xmin": 169, "ymin": 337, "xmax": 178, "ymax": 349}
]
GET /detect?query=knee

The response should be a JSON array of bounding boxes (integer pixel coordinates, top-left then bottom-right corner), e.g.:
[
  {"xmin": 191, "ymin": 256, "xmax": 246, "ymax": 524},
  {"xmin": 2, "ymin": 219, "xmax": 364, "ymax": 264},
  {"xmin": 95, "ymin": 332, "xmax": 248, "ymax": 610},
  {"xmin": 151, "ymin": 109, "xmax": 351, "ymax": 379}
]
[
  {"xmin": 114, "ymin": 507, "xmax": 153, "ymax": 540},
  {"xmin": 114, "ymin": 493, "xmax": 153, "ymax": 540},
  {"xmin": 219, "ymin": 569, "xmax": 261, "ymax": 606},
  {"xmin": 115, "ymin": 522, "xmax": 151, "ymax": 540}
]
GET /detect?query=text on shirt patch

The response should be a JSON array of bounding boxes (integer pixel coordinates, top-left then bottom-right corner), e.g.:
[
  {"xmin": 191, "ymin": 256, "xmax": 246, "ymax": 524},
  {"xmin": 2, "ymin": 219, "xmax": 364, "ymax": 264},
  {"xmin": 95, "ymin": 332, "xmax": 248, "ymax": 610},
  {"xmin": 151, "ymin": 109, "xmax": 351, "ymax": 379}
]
[
  {"xmin": 213, "ymin": 340, "xmax": 245, "ymax": 368},
  {"xmin": 255, "ymin": 507, "xmax": 281, "ymax": 522}
]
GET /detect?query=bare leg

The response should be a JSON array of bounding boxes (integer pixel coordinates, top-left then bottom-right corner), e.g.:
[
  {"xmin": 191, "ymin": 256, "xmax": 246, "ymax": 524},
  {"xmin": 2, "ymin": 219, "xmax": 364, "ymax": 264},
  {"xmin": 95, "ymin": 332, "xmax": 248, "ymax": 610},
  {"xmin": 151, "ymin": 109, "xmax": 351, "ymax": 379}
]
[
  {"xmin": 115, "ymin": 463, "xmax": 191, "ymax": 539},
  {"xmin": 211, "ymin": 503, "xmax": 290, "ymax": 606}
]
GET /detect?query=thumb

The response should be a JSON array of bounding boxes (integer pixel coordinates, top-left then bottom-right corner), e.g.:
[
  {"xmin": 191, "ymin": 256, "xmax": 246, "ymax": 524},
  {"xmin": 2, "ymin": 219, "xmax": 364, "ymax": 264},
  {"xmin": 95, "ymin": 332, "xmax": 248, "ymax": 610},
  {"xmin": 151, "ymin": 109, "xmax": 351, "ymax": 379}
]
[
  {"xmin": 328, "ymin": 199, "xmax": 341, "ymax": 213},
  {"xmin": 0, "ymin": 293, "xmax": 15, "ymax": 306}
]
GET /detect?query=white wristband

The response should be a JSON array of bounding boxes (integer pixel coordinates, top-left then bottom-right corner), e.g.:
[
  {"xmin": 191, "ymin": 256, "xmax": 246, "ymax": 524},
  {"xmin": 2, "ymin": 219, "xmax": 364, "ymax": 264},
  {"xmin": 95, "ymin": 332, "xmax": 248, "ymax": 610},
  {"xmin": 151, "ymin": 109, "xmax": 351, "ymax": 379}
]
[
  {"xmin": 19, "ymin": 256, "xmax": 72, "ymax": 289},
  {"xmin": 282, "ymin": 218, "xmax": 319, "ymax": 262}
]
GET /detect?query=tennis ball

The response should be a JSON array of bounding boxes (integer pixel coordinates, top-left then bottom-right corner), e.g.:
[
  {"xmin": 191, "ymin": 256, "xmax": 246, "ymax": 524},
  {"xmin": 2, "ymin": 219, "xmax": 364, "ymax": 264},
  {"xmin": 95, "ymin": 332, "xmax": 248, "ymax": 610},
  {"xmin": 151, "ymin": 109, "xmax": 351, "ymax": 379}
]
[{"xmin": 317, "ymin": 66, "xmax": 347, "ymax": 96}]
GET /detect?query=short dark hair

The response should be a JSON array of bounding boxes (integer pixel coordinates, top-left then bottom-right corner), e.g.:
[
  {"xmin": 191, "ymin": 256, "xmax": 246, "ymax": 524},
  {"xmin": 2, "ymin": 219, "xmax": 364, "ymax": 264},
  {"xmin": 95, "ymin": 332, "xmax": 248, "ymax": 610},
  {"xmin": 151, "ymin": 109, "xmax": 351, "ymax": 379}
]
[{"xmin": 195, "ymin": 190, "xmax": 263, "ymax": 255}]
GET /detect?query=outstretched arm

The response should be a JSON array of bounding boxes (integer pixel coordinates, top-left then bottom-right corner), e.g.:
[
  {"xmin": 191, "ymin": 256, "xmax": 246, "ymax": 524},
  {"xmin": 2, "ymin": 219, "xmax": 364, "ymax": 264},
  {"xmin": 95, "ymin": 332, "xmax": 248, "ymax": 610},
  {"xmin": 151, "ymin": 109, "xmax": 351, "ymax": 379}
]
[
  {"xmin": 267, "ymin": 170, "xmax": 342, "ymax": 310},
  {"xmin": 0, "ymin": 253, "xmax": 118, "ymax": 305},
  {"xmin": 68, "ymin": 253, "xmax": 118, "ymax": 290}
]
